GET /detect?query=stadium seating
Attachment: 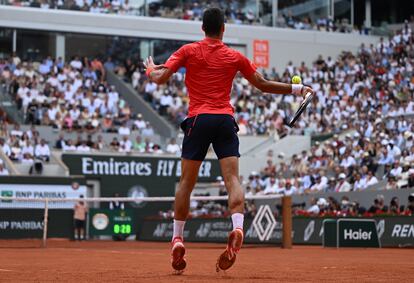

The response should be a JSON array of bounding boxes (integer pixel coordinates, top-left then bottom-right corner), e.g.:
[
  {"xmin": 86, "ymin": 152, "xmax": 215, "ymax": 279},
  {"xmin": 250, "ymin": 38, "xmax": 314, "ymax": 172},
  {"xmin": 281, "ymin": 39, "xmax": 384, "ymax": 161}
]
[{"xmin": 1, "ymin": 0, "xmax": 360, "ymax": 33}]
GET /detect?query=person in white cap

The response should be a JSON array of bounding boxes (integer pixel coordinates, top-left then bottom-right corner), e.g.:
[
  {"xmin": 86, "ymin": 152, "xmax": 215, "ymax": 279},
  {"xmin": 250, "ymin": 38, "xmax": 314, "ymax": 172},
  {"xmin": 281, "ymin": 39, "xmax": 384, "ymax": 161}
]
[
  {"xmin": 306, "ymin": 198, "xmax": 320, "ymax": 215},
  {"xmin": 335, "ymin": 173, "xmax": 351, "ymax": 192}
]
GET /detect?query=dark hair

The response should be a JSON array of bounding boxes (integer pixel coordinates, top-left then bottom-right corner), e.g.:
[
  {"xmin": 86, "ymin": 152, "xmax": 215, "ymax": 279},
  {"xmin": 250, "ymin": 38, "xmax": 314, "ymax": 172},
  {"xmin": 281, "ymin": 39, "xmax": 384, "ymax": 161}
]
[{"xmin": 202, "ymin": 8, "xmax": 224, "ymax": 37}]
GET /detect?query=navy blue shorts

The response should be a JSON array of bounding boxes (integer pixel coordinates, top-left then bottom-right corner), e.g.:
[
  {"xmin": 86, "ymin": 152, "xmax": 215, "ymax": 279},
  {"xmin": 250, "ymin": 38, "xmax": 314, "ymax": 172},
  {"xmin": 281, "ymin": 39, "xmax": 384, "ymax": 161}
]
[{"xmin": 180, "ymin": 114, "xmax": 240, "ymax": 161}]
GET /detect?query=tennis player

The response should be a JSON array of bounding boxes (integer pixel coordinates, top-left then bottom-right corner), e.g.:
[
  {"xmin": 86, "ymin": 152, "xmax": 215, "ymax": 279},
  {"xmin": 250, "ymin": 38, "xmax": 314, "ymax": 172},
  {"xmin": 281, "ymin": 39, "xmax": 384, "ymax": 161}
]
[{"xmin": 144, "ymin": 7, "xmax": 313, "ymax": 273}]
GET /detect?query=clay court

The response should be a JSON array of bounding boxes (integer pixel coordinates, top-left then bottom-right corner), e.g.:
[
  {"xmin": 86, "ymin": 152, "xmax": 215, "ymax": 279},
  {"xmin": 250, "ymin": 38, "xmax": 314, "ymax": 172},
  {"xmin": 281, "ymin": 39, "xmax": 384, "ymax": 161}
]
[{"xmin": 0, "ymin": 240, "xmax": 413, "ymax": 282}]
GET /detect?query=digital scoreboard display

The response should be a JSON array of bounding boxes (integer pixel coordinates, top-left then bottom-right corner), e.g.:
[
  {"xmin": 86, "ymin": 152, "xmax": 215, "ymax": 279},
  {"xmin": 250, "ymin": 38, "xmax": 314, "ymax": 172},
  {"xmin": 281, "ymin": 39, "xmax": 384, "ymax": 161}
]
[{"xmin": 89, "ymin": 209, "xmax": 135, "ymax": 237}]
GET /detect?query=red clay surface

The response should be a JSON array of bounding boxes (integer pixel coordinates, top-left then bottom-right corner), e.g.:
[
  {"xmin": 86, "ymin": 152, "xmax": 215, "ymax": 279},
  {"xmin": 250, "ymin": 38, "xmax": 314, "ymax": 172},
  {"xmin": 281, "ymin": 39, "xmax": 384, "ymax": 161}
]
[{"xmin": 0, "ymin": 240, "xmax": 413, "ymax": 282}]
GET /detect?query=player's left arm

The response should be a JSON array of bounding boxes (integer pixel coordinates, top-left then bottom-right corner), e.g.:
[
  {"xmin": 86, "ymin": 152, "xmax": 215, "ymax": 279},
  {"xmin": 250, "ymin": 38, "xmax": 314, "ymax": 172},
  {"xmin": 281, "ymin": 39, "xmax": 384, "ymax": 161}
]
[{"xmin": 143, "ymin": 56, "xmax": 174, "ymax": 84}]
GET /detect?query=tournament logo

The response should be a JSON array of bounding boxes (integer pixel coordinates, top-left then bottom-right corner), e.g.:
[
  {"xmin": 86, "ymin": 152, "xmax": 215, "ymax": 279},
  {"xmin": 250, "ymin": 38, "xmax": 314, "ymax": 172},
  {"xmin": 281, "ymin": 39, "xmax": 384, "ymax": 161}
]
[
  {"xmin": 92, "ymin": 213, "xmax": 109, "ymax": 230},
  {"xmin": 127, "ymin": 185, "xmax": 148, "ymax": 208}
]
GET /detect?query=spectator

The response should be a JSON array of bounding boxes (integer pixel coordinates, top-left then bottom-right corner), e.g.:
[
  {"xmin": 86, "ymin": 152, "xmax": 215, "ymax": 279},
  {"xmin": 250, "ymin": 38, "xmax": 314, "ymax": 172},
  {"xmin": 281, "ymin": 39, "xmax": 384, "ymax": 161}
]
[
  {"xmin": 365, "ymin": 171, "xmax": 379, "ymax": 188},
  {"xmin": 166, "ymin": 138, "xmax": 180, "ymax": 155},
  {"xmin": 307, "ymin": 198, "xmax": 320, "ymax": 215},
  {"xmin": 335, "ymin": 173, "xmax": 351, "ymax": 192},
  {"xmin": 119, "ymin": 135, "xmax": 132, "ymax": 152},
  {"xmin": 35, "ymin": 139, "xmax": 50, "ymax": 162},
  {"xmin": 0, "ymin": 162, "xmax": 9, "ymax": 175}
]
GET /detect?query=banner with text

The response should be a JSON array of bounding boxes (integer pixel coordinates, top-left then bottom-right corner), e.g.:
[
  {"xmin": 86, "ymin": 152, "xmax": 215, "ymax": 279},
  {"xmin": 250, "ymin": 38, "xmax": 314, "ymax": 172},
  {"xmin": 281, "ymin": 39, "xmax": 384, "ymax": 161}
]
[{"xmin": 0, "ymin": 184, "xmax": 87, "ymax": 209}]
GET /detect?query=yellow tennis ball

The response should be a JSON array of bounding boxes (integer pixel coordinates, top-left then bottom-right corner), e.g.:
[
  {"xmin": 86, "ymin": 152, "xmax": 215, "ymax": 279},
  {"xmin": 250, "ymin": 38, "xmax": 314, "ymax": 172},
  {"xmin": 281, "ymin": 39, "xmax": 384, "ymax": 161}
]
[{"xmin": 291, "ymin": 75, "xmax": 302, "ymax": 84}]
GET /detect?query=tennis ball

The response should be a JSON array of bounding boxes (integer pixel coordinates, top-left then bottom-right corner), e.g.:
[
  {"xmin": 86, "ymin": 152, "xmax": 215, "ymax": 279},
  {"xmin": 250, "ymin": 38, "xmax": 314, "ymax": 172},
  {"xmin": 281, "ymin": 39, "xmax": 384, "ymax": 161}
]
[{"xmin": 291, "ymin": 75, "xmax": 302, "ymax": 84}]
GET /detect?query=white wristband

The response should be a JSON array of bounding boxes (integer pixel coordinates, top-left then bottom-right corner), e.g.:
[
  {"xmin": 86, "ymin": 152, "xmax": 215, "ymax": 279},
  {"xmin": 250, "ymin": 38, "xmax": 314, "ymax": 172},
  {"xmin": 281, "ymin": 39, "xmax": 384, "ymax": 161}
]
[{"xmin": 292, "ymin": 84, "xmax": 303, "ymax": 95}]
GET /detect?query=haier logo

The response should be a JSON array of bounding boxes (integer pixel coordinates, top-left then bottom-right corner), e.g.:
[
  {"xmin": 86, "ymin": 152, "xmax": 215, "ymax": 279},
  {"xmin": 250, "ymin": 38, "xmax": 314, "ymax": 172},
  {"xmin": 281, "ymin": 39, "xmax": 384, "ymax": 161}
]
[{"xmin": 344, "ymin": 229, "xmax": 372, "ymax": 240}]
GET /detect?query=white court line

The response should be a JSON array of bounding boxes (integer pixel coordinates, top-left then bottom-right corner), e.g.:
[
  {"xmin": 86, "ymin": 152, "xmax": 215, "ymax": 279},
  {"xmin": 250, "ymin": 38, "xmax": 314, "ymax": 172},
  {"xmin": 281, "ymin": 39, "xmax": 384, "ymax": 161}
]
[{"xmin": 0, "ymin": 269, "xmax": 13, "ymax": 272}]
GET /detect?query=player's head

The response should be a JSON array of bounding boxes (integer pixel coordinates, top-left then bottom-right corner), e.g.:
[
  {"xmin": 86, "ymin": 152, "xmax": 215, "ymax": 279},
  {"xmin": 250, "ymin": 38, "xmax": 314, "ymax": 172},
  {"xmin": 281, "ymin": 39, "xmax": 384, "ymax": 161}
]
[{"xmin": 202, "ymin": 7, "xmax": 225, "ymax": 39}]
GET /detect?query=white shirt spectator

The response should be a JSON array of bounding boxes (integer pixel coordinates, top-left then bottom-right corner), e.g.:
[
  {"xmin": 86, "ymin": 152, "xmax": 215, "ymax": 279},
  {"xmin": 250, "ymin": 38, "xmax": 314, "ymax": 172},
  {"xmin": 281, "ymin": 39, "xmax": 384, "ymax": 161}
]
[
  {"xmin": 63, "ymin": 144, "xmax": 77, "ymax": 151},
  {"xmin": 365, "ymin": 175, "xmax": 379, "ymax": 187},
  {"xmin": 0, "ymin": 165, "xmax": 9, "ymax": 176},
  {"xmin": 335, "ymin": 180, "xmax": 351, "ymax": 192},
  {"xmin": 145, "ymin": 82, "xmax": 157, "ymax": 94},
  {"xmin": 134, "ymin": 119, "xmax": 147, "ymax": 130},
  {"xmin": 118, "ymin": 126, "xmax": 131, "ymax": 136},
  {"xmin": 70, "ymin": 59, "xmax": 83, "ymax": 70},
  {"xmin": 22, "ymin": 144, "xmax": 34, "ymax": 155},
  {"xmin": 307, "ymin": 204, "xmax": 320, "ymax": 215},
  {"xmin": 263, "ymin": 183, "xmax": 278, "ymax": 195},
  {"xmin": 35, "ymin": 143, "xmax": 50, "ymax": 158},
  {"xmin": 76, "ymin": 144, "xmax": 91, "ymax": 152},
  {"xmin": 119, "ymin": 139, "xmax": 132, "ymax": 152},
  {"xmin": 166, "ymin": 142, "xmax": 180, "ymax": 154},
  {"xmin": 353, "ymin": 178, "xmax": 367, "ymax": 191},
  {"xmin": 390, "ymin": 166, "xmax": 403, "ymax": 177},
  {"xmin": 340, "ymin": 156, "xmax": 356, "ymax": 168},
  {"xmin": 1, "ymin": 143, "xmax": 11, "ymax": 156}
]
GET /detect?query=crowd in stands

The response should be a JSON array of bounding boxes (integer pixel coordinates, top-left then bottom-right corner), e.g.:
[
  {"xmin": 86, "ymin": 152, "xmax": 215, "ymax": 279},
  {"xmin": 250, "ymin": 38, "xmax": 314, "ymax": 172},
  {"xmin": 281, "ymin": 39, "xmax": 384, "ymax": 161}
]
[
  {"xmin": 2, "ymin": 0, "xmax": 374, "ymax": 33},
  {"xmin": 0, "ymin": 53, "xmax": 184, "ymax": 165},
  {"xmin": 237, "ymin": 20, "xmax": 414, "ymax": 202},
  {"xmin": 299, "ymin": 193, "xmax": 414, "ymax": 217},
  {"xmin": 132, "ymin": 20, "xmax": 414, "ymax": 139}
]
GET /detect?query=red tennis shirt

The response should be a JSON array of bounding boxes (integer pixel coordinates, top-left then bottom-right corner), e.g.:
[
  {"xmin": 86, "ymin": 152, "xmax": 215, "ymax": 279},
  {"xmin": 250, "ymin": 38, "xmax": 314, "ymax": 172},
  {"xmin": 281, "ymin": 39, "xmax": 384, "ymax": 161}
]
[{"xmin": 164, "ymin": 37, "xmax": 257, "ymax": 117}]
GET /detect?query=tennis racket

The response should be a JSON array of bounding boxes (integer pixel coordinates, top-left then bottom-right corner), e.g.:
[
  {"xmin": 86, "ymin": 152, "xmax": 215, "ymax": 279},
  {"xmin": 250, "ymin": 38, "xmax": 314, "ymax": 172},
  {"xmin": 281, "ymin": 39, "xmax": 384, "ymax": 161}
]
[{"xmin": 286, "ymin": 92, "xmax": 313, "ymax": 128}]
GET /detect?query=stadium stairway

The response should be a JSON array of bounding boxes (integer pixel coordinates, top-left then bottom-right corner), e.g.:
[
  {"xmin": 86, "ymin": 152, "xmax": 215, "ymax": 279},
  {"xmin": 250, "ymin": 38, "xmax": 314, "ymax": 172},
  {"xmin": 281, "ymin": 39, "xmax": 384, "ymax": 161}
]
[
  {"xmin": 107, "ymin": 70, "xmax": 177, "ymax": 138},
  {"xmin": 239, "ymin": 135, "xmax": 311, "ymax": 177},
  {"xmin": 0, "ymin": 85, "xmax": 24, "ymax": 124}
]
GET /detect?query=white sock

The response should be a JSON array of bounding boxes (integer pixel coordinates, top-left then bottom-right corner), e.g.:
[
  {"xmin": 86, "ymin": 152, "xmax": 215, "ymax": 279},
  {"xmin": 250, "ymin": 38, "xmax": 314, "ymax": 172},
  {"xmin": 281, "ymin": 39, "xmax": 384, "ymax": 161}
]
[
  {"xmin": 231, "ymin": 213, "xmax": 244, "ymax": 231},
  {"xmin": 173, "ymin": 219, "xmax": 186, "ymax": 240}
]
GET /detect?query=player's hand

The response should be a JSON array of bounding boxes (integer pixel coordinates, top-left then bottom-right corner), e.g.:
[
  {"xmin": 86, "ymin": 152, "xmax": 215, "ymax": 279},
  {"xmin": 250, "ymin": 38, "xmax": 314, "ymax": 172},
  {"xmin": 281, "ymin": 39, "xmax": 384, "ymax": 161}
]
[
  {"xmin": 143, "ymin": 56, "xmax": 156, "ymax": 71},
  {"xmin": 301, "ymin": 86, "xmax": 314, "ymax": 99}
]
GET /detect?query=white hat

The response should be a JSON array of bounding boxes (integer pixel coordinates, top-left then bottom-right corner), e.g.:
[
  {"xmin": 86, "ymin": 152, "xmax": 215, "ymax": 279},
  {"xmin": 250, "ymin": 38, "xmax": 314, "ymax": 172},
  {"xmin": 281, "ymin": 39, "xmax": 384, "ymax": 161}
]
[
  {"xmin": 339, "ymin": 173, "xmax": 346, "ymax": 179},
  {"xmin": 381, "ymin": 139, "xmax": 388, "ymax": 146},
  {"xmin": 317, "ymin": 198, "xmax": 328, "ymax": 206}
]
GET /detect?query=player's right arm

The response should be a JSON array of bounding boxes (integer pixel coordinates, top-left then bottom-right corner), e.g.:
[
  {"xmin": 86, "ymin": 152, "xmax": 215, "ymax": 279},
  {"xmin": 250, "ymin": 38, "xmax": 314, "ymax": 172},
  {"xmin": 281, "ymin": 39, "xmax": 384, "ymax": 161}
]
[
  {"xmin": 237, "ymin": 53, "xmax": 312, "ymax": 97},
  {"xmin": 247, "ymin": 71, "xmax": 312, "ymax": 97}
]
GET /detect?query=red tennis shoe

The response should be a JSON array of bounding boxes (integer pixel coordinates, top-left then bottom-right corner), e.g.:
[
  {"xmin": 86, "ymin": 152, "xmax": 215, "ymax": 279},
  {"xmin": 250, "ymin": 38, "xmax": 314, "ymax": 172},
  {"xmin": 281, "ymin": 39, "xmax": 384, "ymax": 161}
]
[
  {"xmin": 171, "ymin": 237, "xmax": 186, "ymax": 273},
  {"xmin": 216, "ymin": 228, "xmax": 244, "ymax": 272}
]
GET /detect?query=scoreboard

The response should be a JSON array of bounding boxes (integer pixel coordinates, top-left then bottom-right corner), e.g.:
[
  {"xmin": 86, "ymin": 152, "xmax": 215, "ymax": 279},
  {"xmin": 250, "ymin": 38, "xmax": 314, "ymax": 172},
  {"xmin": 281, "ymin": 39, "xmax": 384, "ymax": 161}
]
[{"xmin": 89, "ymin": 209, "xmax": 135, "ymax": 238}]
